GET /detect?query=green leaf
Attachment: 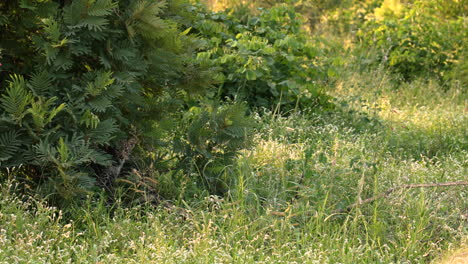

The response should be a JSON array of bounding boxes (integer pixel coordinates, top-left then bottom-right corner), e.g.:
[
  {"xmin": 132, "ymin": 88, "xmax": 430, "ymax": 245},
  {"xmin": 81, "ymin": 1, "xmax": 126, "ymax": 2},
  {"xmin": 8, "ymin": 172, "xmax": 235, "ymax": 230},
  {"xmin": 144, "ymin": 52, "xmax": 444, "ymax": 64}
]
[
  {"xmin": 245, "ymin": 70, "xmax": 257, "ymax": 80},
  {"xmin": 0, "ymin": 75, "xmax": 33, "ymax": 124}
]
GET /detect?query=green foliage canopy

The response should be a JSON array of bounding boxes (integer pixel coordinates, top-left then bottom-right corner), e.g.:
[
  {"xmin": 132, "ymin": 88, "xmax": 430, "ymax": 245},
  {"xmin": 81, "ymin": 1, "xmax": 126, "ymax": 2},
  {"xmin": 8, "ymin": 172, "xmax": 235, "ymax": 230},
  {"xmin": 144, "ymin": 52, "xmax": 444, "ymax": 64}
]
[
  {"xmin": 0, "ymin": 0, "xmax": 225, "ymax": 199},
  {"xmin": 186, "ymin": 3, "xmax": 331, "ymax": 109},
  {"xmin": 358, "ymin": 0, "xmax": 467, "ymax": 82}
]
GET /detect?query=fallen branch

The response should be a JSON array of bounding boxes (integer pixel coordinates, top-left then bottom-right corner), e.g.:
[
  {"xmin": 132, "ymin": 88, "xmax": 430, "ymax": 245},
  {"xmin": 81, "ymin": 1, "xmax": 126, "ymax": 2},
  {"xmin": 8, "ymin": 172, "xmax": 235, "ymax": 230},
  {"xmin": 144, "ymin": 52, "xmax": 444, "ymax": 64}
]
[{"xmin": 333, "ymin": 181, "xmax": 468, "ymax": 214}]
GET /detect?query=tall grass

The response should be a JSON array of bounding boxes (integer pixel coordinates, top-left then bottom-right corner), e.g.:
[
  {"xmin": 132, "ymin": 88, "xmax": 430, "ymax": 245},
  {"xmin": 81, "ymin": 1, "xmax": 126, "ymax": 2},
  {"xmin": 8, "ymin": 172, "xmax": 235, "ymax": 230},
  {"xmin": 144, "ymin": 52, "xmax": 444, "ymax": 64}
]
[{"xmin": 1, "ymin": 69, "xmax": 466, "ymax": 263}]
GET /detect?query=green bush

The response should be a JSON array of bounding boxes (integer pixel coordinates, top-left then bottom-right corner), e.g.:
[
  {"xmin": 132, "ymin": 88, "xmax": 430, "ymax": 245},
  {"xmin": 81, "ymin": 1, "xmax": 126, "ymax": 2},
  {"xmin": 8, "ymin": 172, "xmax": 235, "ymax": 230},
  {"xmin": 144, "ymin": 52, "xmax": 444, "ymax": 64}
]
[
  {"xmin": 325, "ymin": 0, "xmax": 382, "ymax": 35},
  {"xmin": 358, "ymin": 0, "xmax": 466, "ymax": 82},
  {"xmin": 185, "ymin": 3, "xmax": 331, "ymax": 110},
  {"xmin": 205, "ymin": 0, "xmax": 346, "ymax": 31},
  {"xmin": 0, "ymin": 0, "xmax": 337, "ymax": 202},
  {"xmin": 0, "ymin": 0, "xmax": 235, "ymax": 200},
  {"xmin": 0, "ymin": 0, "xmax": 263, "ymax": 203},
  {"xmin": 182, "ymin": 102, "xmax": 255, "ymax": 194}
]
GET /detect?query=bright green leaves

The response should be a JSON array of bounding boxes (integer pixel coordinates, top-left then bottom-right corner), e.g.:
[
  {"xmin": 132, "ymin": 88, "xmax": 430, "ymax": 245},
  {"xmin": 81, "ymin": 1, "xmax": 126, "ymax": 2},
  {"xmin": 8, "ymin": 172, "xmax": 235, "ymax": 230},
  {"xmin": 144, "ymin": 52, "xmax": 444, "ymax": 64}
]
[
  {"xmin": 57, "ymin": 137, "xmax": 70, "ymax": 164},
  {"xmin": 34, "ymin": 18, "xmax": 70, "ymax": 66},
  {"xmin": 188, "ymin": 4, "xmax": 326, "ymax": 109},
  {"xmin": 223, "ymin": 35, "xmax": 273, "ymax": 82},
  {"xmin": 359, "ymin": 0, "xmax": 466, "ymax": 82},
  {"xmin": 27, "ymin": 97, "xmax": 66, "ymax": 132},
  {"xmin": 80, "ymin": 109, "xmax": 100, "ymax": 129},
  {"xmin": 245, "ymin": 70, "xmax": 257, "ymax": 81},
  {"xmin": 42, "ymin": 18, "xmax": 62, "ymax": 43},
  {"xmin": 86, "ymin": 71, "xmax": 114, "ymax": 97},
  {"xmin": 0, "ymin": 74, "xmax": 65, "ymax": 130},
  {"xmin": 1, "ymin": 75, "xmax": 33, "ymax": 124}
]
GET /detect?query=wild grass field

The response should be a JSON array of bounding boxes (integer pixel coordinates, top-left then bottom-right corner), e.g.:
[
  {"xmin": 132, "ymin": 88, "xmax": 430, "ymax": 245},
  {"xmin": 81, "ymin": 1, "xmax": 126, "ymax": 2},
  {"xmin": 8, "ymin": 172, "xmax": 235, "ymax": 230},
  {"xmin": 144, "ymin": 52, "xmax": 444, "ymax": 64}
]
[
  {"xmin": 1, "ymin": 0, "xmax": 467, "ymax": 263},
  {"xmin": 1, "ymin": 68, "xmax": 466, "ymax": 263}
]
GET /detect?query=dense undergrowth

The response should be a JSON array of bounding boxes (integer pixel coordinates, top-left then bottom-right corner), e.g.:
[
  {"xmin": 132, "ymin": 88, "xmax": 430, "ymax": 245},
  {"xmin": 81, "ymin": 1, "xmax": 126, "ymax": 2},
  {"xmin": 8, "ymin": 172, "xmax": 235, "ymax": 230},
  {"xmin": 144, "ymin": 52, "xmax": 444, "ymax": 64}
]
[
  {"xmin": 1, "ymin": 72, "xmax": 466, "ymax": 263},
  {"xmin": 1, "ymin": 0, "xmax": 467, "ymax": 263}
]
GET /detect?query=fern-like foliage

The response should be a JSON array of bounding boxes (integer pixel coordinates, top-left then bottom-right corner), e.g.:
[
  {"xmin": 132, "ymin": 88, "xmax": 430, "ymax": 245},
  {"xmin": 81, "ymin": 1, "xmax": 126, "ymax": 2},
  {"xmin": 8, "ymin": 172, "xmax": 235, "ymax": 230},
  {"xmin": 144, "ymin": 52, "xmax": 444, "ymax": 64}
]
[
  {"xmin": 1, "ymin": 75, "xmax": 33, "ymax": 124},
  {"xmin": 184, "ymin": 102, "xmax": 255, "ymax": 194},
  {"xmin": 63, "ymin": 0, "xmax": 117, "ymax": 31},
  {"xmin": 0, "ymin": 0, "xmax": 224, "ymax": 201},
  {"xmin": 125, "ymin": 0, "xmax": 168, "ymax": 39},
  {"xmin": 27, "ymin": 97, "xmax": 66, "ymax": 132},
  {"xmin": 29, "ymin": 71, "xmax": 53, "ymax": 96},
  {"xmin": 0, "ymin": 131, "xmax": 22, "ymax": 163}
]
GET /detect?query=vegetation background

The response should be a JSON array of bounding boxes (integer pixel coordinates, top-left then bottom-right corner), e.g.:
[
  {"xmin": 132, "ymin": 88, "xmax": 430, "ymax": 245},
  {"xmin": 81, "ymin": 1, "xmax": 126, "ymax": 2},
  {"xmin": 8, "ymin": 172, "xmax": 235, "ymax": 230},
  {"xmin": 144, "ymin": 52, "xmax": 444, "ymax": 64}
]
[{"xmin": 0, "ymin": 0, "xmax": 466, "ymax": 263}]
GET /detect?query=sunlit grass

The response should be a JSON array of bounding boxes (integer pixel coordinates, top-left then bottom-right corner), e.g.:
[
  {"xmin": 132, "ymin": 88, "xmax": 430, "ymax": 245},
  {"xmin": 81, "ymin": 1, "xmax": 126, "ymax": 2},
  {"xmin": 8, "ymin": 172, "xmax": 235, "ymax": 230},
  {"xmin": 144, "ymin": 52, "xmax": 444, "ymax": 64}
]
[{"xmin": 1, "ymin": 71, "xmax": 466, "ymax": 263}]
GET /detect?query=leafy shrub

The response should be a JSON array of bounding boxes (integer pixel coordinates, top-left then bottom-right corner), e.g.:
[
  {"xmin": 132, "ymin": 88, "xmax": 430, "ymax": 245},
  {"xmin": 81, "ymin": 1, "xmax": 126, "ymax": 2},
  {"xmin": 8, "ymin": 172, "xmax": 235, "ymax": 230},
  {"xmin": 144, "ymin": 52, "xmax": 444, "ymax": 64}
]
[
  {"xmin": 358, "ymin": 0, "xmax": 466, "ymax": 82},
  {"xmin": 120, "ymin": 102, "xmax": 255, "ymax": 199},
  {"xmin": 0, "ymin": 0, "xmax": 258, "ymax": 202},
  {"xmin": 204, "ymin": 0, "xmax": 346, "ymax": 31},
  {"xmin": 1, "ymin": 0, "xmax": 339, "ymax": 202},
  {"xmin": 185, "ymin": 3, "xmax": 331, "ymax": 110},
  {"xmin": 0, "ymin": 0, "xmax": 218, "ymax": 199},
  {"xmin": 182, "ymin": 102, "xmax": 255, "ymax": 194},
  {"xmin": 325, "ymin": 0, "xmax": 382, "ymax": 35}
]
